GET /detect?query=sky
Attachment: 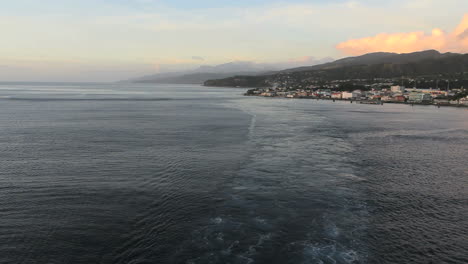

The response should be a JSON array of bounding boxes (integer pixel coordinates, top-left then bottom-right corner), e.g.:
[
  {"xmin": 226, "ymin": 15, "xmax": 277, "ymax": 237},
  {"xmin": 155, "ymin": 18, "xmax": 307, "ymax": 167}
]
[{"xmin": 1, "ymin": 0, "xmax": 468, "ymax": 82}]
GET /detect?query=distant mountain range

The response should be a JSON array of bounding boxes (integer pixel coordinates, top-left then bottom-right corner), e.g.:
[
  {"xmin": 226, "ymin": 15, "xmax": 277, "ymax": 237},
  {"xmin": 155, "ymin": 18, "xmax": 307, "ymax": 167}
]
[
  {"xmin": 282, "ymin": 50, "xmax": 457, "ymax": 72},
  {"xmin": 126, "ymin": 58, "xmax": 333, "ymax": 84},
  {"xmin": 204, "ymin": 50, "xmax": 468, "ymax": 87}
]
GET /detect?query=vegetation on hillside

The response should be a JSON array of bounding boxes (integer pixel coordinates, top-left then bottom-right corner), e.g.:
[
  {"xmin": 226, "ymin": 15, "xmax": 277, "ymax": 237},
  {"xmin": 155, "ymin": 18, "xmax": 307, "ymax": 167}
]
[{"xmin": 204, "ymin": 51, "xmax": 468, "ymax": 88}]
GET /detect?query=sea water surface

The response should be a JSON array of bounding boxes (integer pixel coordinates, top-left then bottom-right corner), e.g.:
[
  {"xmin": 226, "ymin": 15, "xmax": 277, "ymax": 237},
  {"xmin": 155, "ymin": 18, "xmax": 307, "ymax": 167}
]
[{"xmin": 0, "ymin": 83, "xmax": 466, "ymax": 264}]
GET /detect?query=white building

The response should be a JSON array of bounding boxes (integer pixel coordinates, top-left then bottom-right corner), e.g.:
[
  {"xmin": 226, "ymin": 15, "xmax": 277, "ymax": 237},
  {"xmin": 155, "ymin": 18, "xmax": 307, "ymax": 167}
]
[
  {"xmin": 391, "ymin": 86, "xmax": 406, "ymax": 93},
  {"xmin": 342, "ymin": 92, "xmax": 353, "ymax": 99},
  {"xmin": 342, "ymin": 90, "xmax": 361, "ymax": 100}
]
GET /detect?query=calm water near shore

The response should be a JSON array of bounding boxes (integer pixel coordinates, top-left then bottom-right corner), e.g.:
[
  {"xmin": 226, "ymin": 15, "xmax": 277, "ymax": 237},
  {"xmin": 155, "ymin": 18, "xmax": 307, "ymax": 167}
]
[{"xmin": 0, "ymin": 83, "xmax": 467, "ymax": 264}]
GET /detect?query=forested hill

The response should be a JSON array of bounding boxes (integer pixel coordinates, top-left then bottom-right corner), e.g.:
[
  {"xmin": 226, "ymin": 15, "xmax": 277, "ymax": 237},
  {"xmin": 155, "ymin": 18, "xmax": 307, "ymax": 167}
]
[{"xmin": 204, "ymin": 51, "xmax": 468, "ymax": 88}]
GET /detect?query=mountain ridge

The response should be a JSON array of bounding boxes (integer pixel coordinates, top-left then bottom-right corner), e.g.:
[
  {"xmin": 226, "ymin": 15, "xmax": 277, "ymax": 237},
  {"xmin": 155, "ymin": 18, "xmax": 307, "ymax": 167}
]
[
  {"xmin": 281, "ymin": 50, "xmax": 459, "ymax": 72},
  {"xmin": 125, "ymin": 58, "xmax": 333, "ymax": 84},
  {"xmin": 204, "ymin": 50, "xmax": 468, "ymax": 88}
]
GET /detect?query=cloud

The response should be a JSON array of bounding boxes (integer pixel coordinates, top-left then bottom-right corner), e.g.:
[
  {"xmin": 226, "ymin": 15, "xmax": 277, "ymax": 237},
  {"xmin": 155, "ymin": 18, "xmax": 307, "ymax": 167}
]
[
  {"xmin": 3, "ymin": 0, "xmax": 468, "ymax": 82},
  {"xmin": 336, "ymin": 14, "xmax": 468, "ymax": 55},
  {"xmin": 191, "ymin": 56, "xmax": 205, "ymax": 61}
]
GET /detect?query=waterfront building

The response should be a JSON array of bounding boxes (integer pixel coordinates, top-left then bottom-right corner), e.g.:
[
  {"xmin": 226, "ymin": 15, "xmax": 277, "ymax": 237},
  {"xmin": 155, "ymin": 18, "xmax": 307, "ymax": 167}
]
[
  {"xmin": 342, "ymin": 92, "xmax": 353, "ymax": 99},
  {"xmin": 406, "ymin": 88, "xmax": 448, "ymax": 97},
  {"xmin": 381, "ymin": 96, "xmax": 393, "ymax": 102},
  {"xmin": 391, "ymin": 85, "xmax": 406, "ymax": 93},
  {"xmin": 408, "ymin": 92, "xmax": 432, "ymax": 103},
  {"xmin": 394, "ymin": 95, "xmax": 406, "ymax": 102},
  {"xmin": 341, "ymin": 91, "xmax": 361, "ymax": 100},
  {"xmin": 331, "ymin": 92, "xmax": 342, "ymax": 99},
  {"xmin": 460, "ymin": 97, "xmax": 468, "ymax": 106}
]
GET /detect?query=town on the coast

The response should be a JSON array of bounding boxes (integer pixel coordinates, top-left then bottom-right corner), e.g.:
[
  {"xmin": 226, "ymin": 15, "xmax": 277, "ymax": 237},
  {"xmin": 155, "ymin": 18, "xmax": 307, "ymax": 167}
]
[
  {"xmin": 203, "ymin": 51, "xmax": 468, "ymax": 107},
  {"xmin": 244, "ymin": 80, "xmax": 468, "ymax": 107}
]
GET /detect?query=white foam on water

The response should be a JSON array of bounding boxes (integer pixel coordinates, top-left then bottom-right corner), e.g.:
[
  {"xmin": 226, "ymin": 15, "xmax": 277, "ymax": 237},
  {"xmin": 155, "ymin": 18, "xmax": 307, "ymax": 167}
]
[
  {"xmin": 210, "ymin": 217, "xmax": 223, "ymax": 225},
  {"xmin": 302, "ymin": 244, "xmax": 337, "ymax": 264},
  {"xmin": 247, "ymin": 113, "xmax": 257, "ymax": 141},
  {"xmin": 325, "ymin": 224, "xmax": 340, "ymax": 239},
  {"xmin": 221, "ymin": 240, "xmax": 239, "ymax": 256},
  {"xmin": 339, "ymin": 250, "xmax": 359, "ymax": 263},
  {"xmin": 337, "ymin": 173, "xmax": 365, "ymax": 182},
  {"xmin": 301, "ymin": 242, "xmax": 361, "ymax": 264}
]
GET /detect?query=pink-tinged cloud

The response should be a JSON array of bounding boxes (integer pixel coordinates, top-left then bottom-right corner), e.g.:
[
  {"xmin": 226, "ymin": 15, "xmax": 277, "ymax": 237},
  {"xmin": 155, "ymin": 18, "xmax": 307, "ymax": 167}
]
[{"xmin": 336, "ymin": 14, "xmax": 468, "ymax": 55}]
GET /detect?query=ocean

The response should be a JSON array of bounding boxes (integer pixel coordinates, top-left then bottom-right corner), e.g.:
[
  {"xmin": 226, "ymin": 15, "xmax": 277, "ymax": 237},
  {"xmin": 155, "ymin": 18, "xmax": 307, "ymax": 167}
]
[{"xmin": 0, "ymin": 83, "xmax": 466, "ymax": 264}]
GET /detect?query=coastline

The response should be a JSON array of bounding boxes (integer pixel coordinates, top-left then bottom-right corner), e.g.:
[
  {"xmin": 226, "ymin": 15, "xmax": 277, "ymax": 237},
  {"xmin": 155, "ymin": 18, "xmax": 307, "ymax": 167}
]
[{"xmin": 243, "ymin": 94, "xmax": 468, "ymax": 108}]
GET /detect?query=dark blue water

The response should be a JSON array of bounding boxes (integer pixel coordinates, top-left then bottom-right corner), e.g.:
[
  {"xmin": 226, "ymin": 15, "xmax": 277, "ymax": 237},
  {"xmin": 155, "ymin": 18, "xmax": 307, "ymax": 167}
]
[{"xmin": 0, "ymin": 83, "xmax": 466, "ymax": 264}]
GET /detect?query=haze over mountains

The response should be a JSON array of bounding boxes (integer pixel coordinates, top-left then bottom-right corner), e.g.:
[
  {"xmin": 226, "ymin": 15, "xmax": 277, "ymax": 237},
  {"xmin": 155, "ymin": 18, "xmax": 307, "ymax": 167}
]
[
  {"xmin": 128, "ymin": 57, "xmax": 333, "ymax": 84},
  {"xmin": 204, "ymin": 50, "xmax": 468, "ymax": 87}
]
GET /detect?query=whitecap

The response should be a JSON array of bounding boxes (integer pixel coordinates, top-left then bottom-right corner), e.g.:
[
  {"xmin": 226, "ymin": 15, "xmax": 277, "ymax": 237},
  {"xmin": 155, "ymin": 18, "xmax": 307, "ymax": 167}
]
[{"xmin": 210, "ymin": 217, "xmax": 223, "ymax": 225}]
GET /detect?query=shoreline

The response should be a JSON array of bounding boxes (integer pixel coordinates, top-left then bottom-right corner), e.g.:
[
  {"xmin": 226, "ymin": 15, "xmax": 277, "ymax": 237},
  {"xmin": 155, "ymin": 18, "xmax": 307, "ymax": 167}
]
[{"xmin": 244, "ymin": 95, "xmax": 468, "ymax": 108}]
